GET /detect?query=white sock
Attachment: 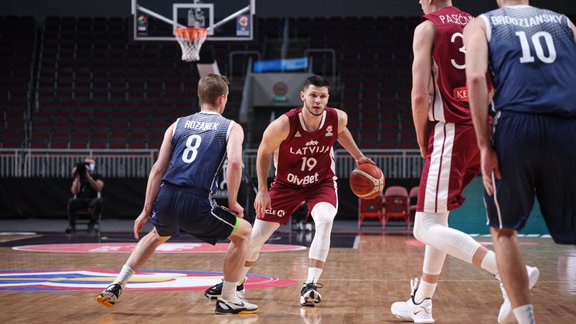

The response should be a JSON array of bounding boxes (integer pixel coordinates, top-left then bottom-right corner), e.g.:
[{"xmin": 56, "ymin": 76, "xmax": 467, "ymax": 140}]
[
  {"xmin": 414, "ymin": 280, "xmax": 437, "ymax": 303},
  {"xmin": 513, "ymin": 304, "xmax": 536, "ymax": 324},
  {"xmin": 239, "ymin": 265, "xmax": 250, "ymax": 285},
  {"xmin": 480, "ymin": 250, "xmax": 499, "ymax": 275},
  {"xmin": 222, "ymin": 280, "xmax": 238, "ymax": 300},
  {"xmin": 306, "ymin": 267, "xmax": 323, "ymax": 284},
  {"xmin": 114, "ymin": 265, "xmax": 135, "ymax": 289}
]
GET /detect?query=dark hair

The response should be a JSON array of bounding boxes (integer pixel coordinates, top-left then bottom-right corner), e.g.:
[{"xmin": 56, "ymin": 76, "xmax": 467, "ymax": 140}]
[
  {"xmin": 197, "ymin": 73, "xmax": 230, "ymax": 106},
  {"xmin": 303, "ymin": 75, "xmax": 330, "ymax": 91}
]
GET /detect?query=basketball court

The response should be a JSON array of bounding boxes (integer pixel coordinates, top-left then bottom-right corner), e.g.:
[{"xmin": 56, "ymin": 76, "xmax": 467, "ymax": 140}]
[
  {"xmin": 1, "ymin": 1, "xmax": 575, "ymax": 323},
  {"xmin": 1, "ymin": 218, "xmax": 575, "ymax": 323}
]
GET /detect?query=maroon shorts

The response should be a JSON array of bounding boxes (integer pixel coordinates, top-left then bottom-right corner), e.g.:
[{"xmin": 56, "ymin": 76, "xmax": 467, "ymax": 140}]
[
  {"xmin": 261, "ymin": 179, "xmax": 338, "ymax": 225},
  {"xmin": 417, "ymin": 122, "xmax": 480, "ymax": 213}
]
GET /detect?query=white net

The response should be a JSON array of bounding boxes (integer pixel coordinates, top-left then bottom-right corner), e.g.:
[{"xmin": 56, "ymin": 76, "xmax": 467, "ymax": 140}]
[{"xmin": 174, "ymin": 27, "xmax": 208, "ymax": 62}]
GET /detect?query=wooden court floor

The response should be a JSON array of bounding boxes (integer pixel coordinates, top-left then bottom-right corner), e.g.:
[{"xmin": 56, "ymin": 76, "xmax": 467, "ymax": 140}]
[{"xmin": 0, "ymin": 232, "xmax": 575, "ymax": 323}]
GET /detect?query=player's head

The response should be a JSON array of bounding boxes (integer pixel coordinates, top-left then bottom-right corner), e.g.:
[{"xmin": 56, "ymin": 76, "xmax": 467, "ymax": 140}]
[
  {"xmin": 418, "ymin": 0, "xmax": 451, "ymax": 14},
  {"xmin": 302, "ymin": 75, "xmax": 330, "ymax": 92},
  {"xmin": 301, "ymin": 75, "xmax": 330, "ymax": 117},
  {"xmin": 496, "ymin": 0, "xmax": 522, "ymax": 7},
  {"xmin": 198, "ymin": 73, "xmax": 229, "ymax": 111}
]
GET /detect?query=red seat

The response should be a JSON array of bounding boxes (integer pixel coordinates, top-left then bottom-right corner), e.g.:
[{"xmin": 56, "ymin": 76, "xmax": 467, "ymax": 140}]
[
  {"xmin": 358, "ymin": 192, "xmax": 384, "ymax": 229},
  {"xmin": 383, "ymin": 186, "xmax": 410, "ymax": 227}
]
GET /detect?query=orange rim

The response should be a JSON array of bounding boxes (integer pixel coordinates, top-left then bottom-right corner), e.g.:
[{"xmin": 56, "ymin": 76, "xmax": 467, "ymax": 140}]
[{"xmin": 174, "ymin": 27, "xmax": 208, "ymax": 39}]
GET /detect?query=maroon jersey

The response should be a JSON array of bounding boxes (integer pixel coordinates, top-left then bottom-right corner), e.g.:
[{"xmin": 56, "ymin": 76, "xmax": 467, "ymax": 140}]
[
  {"xmin": 273, "ymin": 106, "xmax": 339, "ymax": 188},
  {"xmin": 423, "ymin": 6, "xmax": 473, "ymax": 124}
]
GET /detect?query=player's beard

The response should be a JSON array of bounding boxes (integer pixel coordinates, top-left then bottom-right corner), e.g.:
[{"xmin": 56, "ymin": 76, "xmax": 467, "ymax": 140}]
[{"xmin": 304, "ymin": 101, "xmax": 324, "ymax": 116}]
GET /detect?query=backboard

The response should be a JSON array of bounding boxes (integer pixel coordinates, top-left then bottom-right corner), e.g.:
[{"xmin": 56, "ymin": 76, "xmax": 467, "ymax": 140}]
[{"xmin": 131, "ymin": 0, "xmax": 255, "ymax": 42}]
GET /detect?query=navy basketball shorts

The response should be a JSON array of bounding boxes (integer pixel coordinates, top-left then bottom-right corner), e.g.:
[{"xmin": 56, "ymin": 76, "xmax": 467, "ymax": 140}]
[
  {"xmin": 149, "ymin": 183, "xmax": 239, "ymax": 245},
  {"xmin": 484, "ymin": 111, "xmax": 576, "ymax": 244}
]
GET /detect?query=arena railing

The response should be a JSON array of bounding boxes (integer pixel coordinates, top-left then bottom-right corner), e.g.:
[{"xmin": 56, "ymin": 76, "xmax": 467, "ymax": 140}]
[{"xmin": 0, "ymin": 148, "xmax": 423, "ymax": 179}]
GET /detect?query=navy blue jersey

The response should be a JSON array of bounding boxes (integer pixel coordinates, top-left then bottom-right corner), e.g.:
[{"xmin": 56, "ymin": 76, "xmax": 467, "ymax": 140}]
[
  {"xmin": 162, "ymin": 112, "xmax": 233, "ymax": 192},
  {"xmin": 481, "ymin": 6, "xmax": 576, "ymax": 116}
]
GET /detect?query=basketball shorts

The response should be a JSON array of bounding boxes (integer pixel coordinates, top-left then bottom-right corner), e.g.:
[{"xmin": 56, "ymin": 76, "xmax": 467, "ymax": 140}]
[
  {"xmin": 417, "ymin": 121, "xmax": 480, "ymax": 213},
  {"xmin": 260, "ymin": 179, "xmax": 338, "ymax": 225},
  {"xmin": 149, "ymin": 183, "xmax": 238, "ymax": 245},
  {"xmin": 484, "ymin": 111, "xmax": 576, "ymax": 244}
]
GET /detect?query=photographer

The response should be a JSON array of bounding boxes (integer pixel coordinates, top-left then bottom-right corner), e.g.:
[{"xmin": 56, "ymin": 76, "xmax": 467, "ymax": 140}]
[{"xmin": 66, "ymin": 157, "xmax": 105, "ymax": 233}]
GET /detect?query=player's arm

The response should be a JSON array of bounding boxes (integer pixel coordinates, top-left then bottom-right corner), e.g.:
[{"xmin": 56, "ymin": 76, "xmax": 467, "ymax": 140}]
[
  {"xmin": 255, "ymin": 115, "xmax": 289, "ymax": 191},
  {"xmin": 335, "ymin": 109, "xmax": 374, "ymax": 165},
  {"xmin": 569, "ymin": 18, "xmax": 576, "ymax": 42},
  {"xmin": 134, "ymin": 122, "xmax": 175, "ymax": 239},
  {"xmin": 411, "ymin": 21, "xmax": 435, "ymax": 158},
  {"xmin": 225, "ymin": 123, "xmax": 245, "ymax": 217},
  {"xmin": 254, "ymin": 115, "xmax": 289, "ymax": 217},
  {"xmin": 464, "ymin": 17, "xmax": 500, "ymax": 195}
]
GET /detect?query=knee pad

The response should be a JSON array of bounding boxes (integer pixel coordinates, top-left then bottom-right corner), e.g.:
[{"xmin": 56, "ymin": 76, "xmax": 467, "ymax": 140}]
[
  {"xmin": 413, "ymin": 211, "xmax": 449, "ymax": 244},
  {"xmin": 246, "ymin": 219, "xmax": 279, "ymax": 262},
  {"xmin": 309, "ymin": 203, "xmax": 336, "ymax": 262},
  {"xmin": 310, "ymin": 202, "xmax": 336, "ymax": 226},
  {"xmin": 413, "ymin": 211, "xmax": 481, "ymax": 264}
]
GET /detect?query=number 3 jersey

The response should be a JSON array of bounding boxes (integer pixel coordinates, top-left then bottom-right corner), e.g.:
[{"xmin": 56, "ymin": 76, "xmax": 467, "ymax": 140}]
[
  {"xmin": 423, "ymin": 6, "xmax": 473, "ymax": 124},
  {"xmin": 273, "ymin": 107, "xmax": 339, "ymax": 188},
  {"xmin": 163, "ymin": 111, "xmax": 234, "ymax": 192},
  {"xmin": 481, "ymin": 6, "xmax": 576, "ymax": 116}
]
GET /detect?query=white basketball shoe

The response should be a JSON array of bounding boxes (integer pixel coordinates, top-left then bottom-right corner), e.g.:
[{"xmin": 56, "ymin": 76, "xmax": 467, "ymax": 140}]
[
  {"xmin": 497, "ymin": 265, "xmax": 540, "ymax": 324},
  {"xmin": 391, "ymin": 278, "xmax": 434, "ymax": 323}
]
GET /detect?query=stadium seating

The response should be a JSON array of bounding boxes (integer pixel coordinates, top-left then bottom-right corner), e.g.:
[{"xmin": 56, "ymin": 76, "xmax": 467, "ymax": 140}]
[{"xmin": 1, "ymin": 15, "xmax": 418, "ymax": 150}]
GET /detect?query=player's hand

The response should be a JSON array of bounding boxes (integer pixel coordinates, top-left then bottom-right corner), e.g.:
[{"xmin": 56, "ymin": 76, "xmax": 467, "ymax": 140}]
[
  {"xmin": 418, "ymin": 143, "xmax": 427, "ymax": 158},
  {"xmin": 254, "ymin": 190, "xmax": 271, "ymax": 219},
  {"xmin": 229, "ymin": 201, "xmax": 244, "ymax": 219},
  {"xmin": 133, "ymin": 211, "xmax": 149, "ymax": 240},
  {"xmin": 479, "ymin": 146, "xmax": 501, "ymax": 196},
  {"xmin": 356, "ymin": 155, "xmax": 375, "ymax": 165}
]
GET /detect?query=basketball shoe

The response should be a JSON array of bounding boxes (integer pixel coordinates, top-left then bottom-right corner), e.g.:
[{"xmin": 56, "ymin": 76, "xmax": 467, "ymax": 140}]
[
  {"xmin": 390, "ymin": 278, "xmax": 434, "ymax": 323},
  {"xmin": 204, "ymin": 280, "xmax": 246, "ymax": 299},
  {"xmin": 300, "ymin": 282, "xmax": 323, "ymax": 307},
  {"xmin": 215, "ymin": 294, "xmax": 258, "ymax": 314},
  {"xmin": 97, "ymin": 283, "xmax": 122, "ymax": 308},
  {"xmin": 497, "ymin": 266, "xmax": 540, "ymax": 324}
]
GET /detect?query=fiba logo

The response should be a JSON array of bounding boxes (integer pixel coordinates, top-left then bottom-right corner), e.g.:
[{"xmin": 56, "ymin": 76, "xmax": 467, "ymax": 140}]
[{"xmin": 238, "ymin": 15, "xmax": 249, "ymax": 28}]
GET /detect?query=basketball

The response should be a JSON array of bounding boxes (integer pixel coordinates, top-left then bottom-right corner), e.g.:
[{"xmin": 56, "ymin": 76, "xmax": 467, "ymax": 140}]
[{"xmin": 349, "ymin": 164, "xmax": 385, "ymax": 200}]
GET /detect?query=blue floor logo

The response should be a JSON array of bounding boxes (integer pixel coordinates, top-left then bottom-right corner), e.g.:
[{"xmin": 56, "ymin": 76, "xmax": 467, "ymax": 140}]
[{"xmin": 0, "ymin": 269, "xmax": 297, "ymax": 291}]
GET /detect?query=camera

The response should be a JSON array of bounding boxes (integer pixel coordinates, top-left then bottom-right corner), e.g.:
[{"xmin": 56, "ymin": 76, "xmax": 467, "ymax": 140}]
[{"xmin": 74, "ymin": 162, "xmax": 89, "ymax": 176}]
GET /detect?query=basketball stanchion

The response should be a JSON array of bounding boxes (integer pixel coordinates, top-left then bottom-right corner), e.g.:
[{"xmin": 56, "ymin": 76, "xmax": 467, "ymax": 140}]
[{"xmin": 174, "ymin": 27, "xmax": 208, "ymax": 62}]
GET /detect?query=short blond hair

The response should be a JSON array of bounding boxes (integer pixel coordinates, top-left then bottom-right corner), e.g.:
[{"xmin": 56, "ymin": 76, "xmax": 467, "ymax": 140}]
[{"xmin": 197, "ymin": 73, "xmax": 229, "ymax": 106}]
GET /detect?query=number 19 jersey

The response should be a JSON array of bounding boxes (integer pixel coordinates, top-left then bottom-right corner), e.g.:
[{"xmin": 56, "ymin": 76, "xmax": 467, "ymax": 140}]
[
  {"xmin": 273, "ymin": 107, "xmax": 339, "ymax": 188},
  {"xmin": 162, "ymin": 111, "xmax": 233, "ymax": 192}
]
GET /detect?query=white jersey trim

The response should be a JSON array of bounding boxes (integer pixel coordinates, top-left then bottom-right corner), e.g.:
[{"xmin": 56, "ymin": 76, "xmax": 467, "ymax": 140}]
[
  {"xmin": 479, "ymin": 14, "xmax": 492, "ymax": 42},
  {"xmin": 423, "ymin": 122, "xmax": 455, "ymax": 213},
  {"xmin": 298, "ymin": 110, "xmax": 327, "ymax": 132}
]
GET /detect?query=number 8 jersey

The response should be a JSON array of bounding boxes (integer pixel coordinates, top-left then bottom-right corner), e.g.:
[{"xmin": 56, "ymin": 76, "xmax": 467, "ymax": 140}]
[
  {"xmin": 163, "ymin": 111, "xmax": 233, "ymax": 192},
  {"xmin": 481, "ymin": 6, "xmax": 576, "ymax": 115},
  {"xmin": 273, "ymin": 107, "xmax": 339, "ymax": 188}
]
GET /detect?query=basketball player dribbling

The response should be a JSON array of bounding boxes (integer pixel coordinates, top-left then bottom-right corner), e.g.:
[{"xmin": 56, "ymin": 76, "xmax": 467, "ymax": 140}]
[{"xmin": 204, "ymin": 74, "xmax": 374, "ymax": 306}]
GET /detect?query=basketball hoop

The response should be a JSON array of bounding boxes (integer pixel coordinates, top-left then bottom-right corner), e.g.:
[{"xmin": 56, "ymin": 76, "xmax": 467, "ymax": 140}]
[{"xmin": 174, "ymin": 27, "xmax": 208, "ymax": 62}]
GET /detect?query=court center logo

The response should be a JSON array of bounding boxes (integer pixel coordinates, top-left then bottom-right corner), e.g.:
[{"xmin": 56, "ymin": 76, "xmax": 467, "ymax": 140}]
[{"xmin": 0, "ymin": 270, "xmax": 298, "ymax": 291}]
